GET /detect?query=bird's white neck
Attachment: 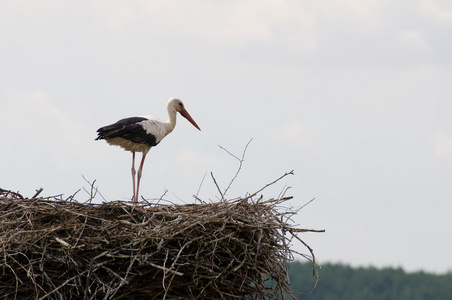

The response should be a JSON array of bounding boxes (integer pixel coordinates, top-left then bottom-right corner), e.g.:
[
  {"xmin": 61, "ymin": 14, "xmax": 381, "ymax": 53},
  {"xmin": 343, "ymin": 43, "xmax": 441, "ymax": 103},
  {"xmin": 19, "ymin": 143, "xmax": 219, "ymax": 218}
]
[{"xmin": 165, "ymin": 105, "xmax": 178, "ymax": 136}]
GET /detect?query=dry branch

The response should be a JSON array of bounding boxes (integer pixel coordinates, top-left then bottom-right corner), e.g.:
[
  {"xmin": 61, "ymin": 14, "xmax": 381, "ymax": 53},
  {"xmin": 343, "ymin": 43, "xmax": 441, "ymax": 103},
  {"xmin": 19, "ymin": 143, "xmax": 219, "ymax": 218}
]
[{"xmin": 0, "ymin": 189, "xmax": 322, "ymax": 299}]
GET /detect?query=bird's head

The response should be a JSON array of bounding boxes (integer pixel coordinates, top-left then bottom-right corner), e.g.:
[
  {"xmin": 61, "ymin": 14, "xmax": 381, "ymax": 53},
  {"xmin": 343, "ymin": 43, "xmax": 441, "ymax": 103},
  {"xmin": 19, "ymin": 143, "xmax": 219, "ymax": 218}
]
[{"xmin": 168, "ymin": 98, "xmax": 201, "ymax": 131}]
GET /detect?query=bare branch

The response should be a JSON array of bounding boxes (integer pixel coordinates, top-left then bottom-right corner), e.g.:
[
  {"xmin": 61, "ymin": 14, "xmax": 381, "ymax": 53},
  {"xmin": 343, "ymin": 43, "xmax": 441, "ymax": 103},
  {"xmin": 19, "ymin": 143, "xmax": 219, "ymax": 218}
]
[
  {"xmin": 210, "ymin": 172, "xmax": 224, "ymax": 200},
  {"xmin": 218, "ymin": 138, "xmax": 253, "ymax": 200},
  {"xmin": 195, "ymin": 172, "xmax": 207, "ymax": 199},
  {"xmin": 300, "ymin": 197, "xmax": 316, "ymax": 210},
  {"xmin": 246, "ymin": 170, "xmax": 295, "ymax": 200},
  {"xmin": 81, "ymin": 175, "xmax": 106, "ymax": 203},
  {"xmin": 31, "ymin": 188, "xmax": 43, "ymax": 199}
]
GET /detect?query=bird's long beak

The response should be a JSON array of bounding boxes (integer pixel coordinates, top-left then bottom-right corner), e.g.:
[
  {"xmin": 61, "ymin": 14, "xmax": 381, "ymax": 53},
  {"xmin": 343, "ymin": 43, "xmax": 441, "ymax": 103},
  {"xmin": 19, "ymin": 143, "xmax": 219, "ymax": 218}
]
[{"xmin": 180, "ymin": 109, "xmax": 201, "ymax": 131}]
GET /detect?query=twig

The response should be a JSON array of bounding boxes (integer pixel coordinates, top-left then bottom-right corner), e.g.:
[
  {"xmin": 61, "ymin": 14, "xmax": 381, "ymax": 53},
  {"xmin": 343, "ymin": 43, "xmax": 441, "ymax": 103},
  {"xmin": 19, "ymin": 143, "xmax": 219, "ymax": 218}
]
[
  {"xmin": 246, "ymin": 170, "xmax": 295, "ymax": 200},
  {"xmin": 107, "ymin": 245, "xmax": 143, "ymax": 299},
  {"xmin": 31, "ymin": 188, "xmax": 43, "ymax": 199},
  {"xmin": 219, "ymin": 139, "xmax": 253, "ymax": 200},
  {"xmin": 278, "ymin": 186, "xmax": 291, "ymax": 200},
  {"xmin": 210, "ymin": 172, "xmax": 224, "ymax": 201},
  {"xmin": 195, "ymin": 172, "xmax": 207, "ymax": 199},
  {"xmin": 82, "ymin": 176, "xmax": 97, "ymax": 202},
  {"xmin": 149, "ymin": 263, "xmax": 183, "ymax": 276},
  {"xmin": 0, "ymin": 188, "xmax": 24, "ymax": 199},
  {"xmin": 300, "ymin": 198, "xmax": 316, "ymax": 210},
  {"xmin": 157, "ymin": 189, "xmax": 169, "ymax": 205},
  {"xmin": 38, "ymin": 271, "xmax": 88, "ymax": 300},
  {"xmin": 82, "ymin": 176, "xmax": 106, "ymax": 202},
  {"xmin": 65, "ymin": 189, "xmax": 80, "ymax": 202}
]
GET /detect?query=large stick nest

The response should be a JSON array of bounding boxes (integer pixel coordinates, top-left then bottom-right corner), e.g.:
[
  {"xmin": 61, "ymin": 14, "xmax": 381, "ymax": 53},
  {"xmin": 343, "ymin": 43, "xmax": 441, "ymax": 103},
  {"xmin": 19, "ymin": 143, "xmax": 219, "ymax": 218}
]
[{"xmin": 0, "ymin": 188, "xmax": 320, "ymax": 300}]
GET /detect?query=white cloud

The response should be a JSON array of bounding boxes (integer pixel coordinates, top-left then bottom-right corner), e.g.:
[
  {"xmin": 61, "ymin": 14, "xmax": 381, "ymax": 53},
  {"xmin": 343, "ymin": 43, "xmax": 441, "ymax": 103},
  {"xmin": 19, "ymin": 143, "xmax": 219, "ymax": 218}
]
[
  {"xmin": 396, "ymin": 30, "xmax": 431, "ymax": 52},
  {"xmin": 319, "ymin": 0, "xmax": 385, "ymax": 24},
  {"xmin": 1, "ymin": 0, "xmax": 66, "ymax": 12},
  {"xmin": 176, "ymin": 147, "xmax": 219, "ymax": 168},
  {"xmin": 274, "ymin": 122, "xmax": 315, "ymax": 149},
  {"xmin": 88, "ymin": 0, "xmax": 318, "ymax": 53},
  {"xmin": 419, "ymin": 0, "xmax": 452, "ymax": 23},
  {"xmin": 434, "ymin": 131, "xmax": 452, "ymax": 160},
  {"xmin": 0, "ymin": 88, "xmax": 83, "ymax": 169},
  {"xmin": 1, "ymin": 89, "xmax": 61, "ymax": 139}
]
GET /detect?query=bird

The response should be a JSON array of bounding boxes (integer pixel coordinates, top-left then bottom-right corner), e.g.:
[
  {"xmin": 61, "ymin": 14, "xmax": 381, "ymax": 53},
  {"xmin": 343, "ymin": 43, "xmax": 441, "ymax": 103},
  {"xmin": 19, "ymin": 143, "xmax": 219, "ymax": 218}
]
[{"xmin": 95, "ymin": 98, "xmax": 201, "ymax": 205}]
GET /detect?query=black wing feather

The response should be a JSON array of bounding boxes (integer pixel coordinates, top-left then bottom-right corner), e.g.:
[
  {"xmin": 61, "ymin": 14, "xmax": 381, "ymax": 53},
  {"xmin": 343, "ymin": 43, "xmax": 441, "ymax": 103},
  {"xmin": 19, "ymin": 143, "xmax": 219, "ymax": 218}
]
[{"xmin": 95, "ymin": 117, "xmax": 158, "ymax": 146}]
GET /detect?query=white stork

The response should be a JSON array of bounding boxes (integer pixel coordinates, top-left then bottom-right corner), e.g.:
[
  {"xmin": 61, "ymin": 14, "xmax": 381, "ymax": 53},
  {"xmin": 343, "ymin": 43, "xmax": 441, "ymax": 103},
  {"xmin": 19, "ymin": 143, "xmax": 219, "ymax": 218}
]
[{"xmin": 95, "ymin": 98, "xmax": 201, "ymax": 204}]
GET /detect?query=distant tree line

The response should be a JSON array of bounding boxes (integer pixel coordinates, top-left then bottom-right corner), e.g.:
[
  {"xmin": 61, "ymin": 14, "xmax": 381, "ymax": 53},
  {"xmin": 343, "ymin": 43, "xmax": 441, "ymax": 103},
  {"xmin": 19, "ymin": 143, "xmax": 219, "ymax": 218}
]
[{"xmin": 287, "ymin": 261, "xmax": 452, "ymax": 300}]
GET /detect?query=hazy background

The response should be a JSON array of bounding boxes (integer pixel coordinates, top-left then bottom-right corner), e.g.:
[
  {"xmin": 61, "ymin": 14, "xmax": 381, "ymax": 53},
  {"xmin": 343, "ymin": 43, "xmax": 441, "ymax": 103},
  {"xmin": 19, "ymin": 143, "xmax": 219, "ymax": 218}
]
[{"xmin": 1, "ymin": 0, "xmax": 451, "ymax": 274}]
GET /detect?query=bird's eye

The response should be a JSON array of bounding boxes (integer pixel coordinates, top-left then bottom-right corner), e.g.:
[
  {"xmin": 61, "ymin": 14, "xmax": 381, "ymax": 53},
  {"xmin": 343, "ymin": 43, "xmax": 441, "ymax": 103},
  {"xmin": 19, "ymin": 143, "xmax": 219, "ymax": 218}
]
[{"xmin": 178, "ymin": 102, "xmax": 183, "ymax": 107}]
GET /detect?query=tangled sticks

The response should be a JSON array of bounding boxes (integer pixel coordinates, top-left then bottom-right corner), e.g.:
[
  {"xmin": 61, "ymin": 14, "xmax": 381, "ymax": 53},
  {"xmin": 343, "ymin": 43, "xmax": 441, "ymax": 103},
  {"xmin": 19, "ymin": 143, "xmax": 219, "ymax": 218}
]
[{"xmin": 0, "ymin": 190, "xmax": 321, "ymax": 299}]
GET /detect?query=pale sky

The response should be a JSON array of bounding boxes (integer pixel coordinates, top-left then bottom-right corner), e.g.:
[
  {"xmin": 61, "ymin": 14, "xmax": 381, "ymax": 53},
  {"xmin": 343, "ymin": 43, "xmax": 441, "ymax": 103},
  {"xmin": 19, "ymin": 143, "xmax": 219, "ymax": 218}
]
[{"xmin": 1, "ymin": 0, "xmax": 452, "ymax": 273}]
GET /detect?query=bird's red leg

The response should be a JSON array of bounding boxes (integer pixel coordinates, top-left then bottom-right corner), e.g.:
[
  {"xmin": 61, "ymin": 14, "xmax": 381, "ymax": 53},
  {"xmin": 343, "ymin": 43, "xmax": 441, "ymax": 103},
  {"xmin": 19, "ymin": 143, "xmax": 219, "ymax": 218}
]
[
  {"xmin": 135, "ymin": 152, "xmax": 147, "ymax": 205},
  {"xmin": 131, "ymin": 151, "xmax": 136, "ymax": 204}
]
